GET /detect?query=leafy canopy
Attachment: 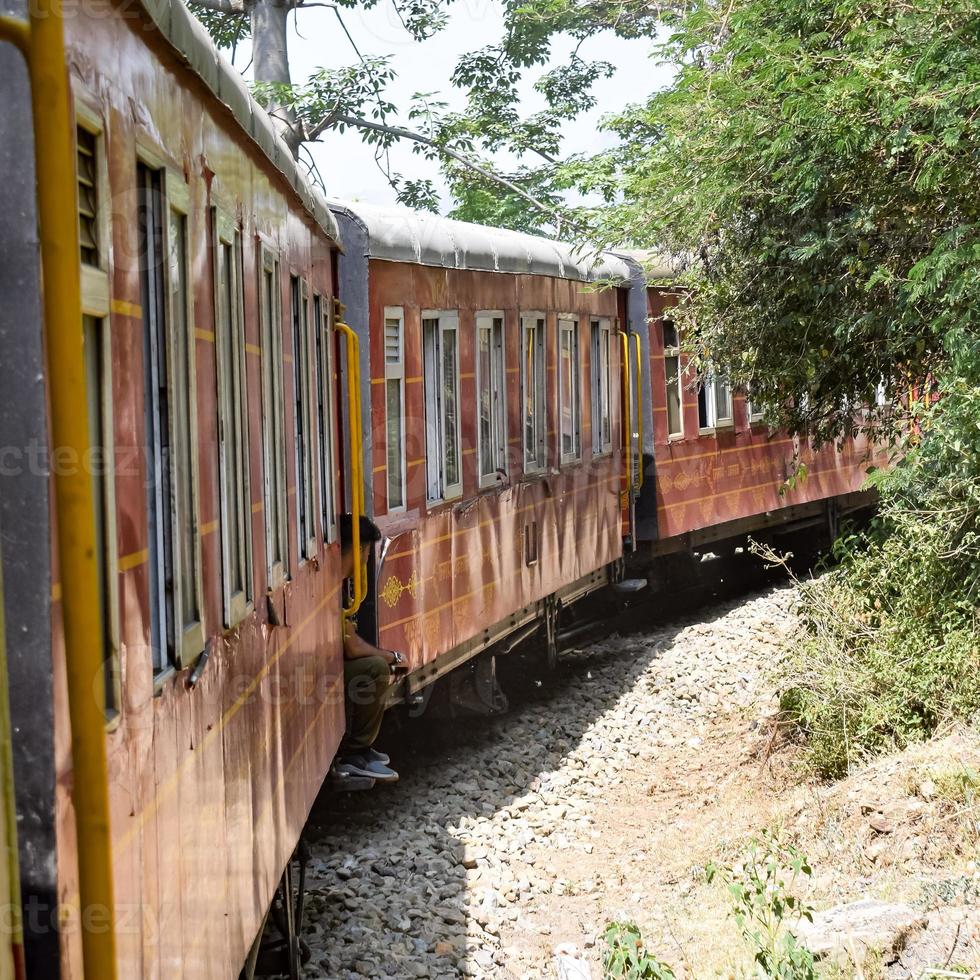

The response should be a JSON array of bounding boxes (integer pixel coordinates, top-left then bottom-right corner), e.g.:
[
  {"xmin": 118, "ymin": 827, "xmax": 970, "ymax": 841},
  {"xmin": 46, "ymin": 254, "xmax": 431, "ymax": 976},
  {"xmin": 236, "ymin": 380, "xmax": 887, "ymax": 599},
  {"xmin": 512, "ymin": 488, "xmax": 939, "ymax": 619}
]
[
  {"xmin": 188, "ymin": 0, "xmax": 676, "ymax": 235},
  {"xmin": 589, "ymin": 0, "xmax": 980, "ymax": 443}
]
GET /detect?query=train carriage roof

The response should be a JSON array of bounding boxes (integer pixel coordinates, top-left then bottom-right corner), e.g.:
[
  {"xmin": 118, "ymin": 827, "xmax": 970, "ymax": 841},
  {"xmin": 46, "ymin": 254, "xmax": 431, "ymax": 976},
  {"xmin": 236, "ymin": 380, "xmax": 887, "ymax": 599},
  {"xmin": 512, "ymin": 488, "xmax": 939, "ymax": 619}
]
[
  {"xmin": 330, "ymin": 200, "xmax": 632, "ymax": 284},
  {"xmin": 135, "ymin": 0, "xmax": 341, "ymax": 244}
]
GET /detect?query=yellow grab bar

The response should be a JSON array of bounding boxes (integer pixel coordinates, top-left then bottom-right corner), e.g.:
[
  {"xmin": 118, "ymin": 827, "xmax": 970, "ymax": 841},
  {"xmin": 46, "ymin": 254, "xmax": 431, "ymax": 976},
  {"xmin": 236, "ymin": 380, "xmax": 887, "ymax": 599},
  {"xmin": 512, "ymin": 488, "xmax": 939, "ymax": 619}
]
[
  {"xmin": 335, "ymin": 316, "xmax": 365, "ymax": 617},
  {"xmin": 618, "ymin": 329, "xmax": 633, "ymax": 495},
  {"xmin": 633, "ymin": 332, "xmax": 644, "ymax": 491},
  {"xmin": 2, "ymin": 3, "xmax": 118, "ymax": 977}
]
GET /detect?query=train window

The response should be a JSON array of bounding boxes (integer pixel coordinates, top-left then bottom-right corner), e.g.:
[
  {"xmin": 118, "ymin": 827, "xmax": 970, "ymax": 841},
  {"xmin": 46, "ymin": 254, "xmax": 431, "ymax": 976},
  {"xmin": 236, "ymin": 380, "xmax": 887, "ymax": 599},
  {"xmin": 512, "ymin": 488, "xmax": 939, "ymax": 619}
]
[
  {"xmin": 558, "ymin": 318, "xmax": 581, "ymax": 462},
  {"xmin": 422, "ymin": 311, "xmax": 462, "ymax": 502},
  {"xmin": 137, "ymin": 162, "xmax": 205, "ymax": 672},
  {"xmin": 476, "ymin": 312, "xmax": 506, "ymax": 486},
  {"xmin": 75, "ymin": 109, "xmax": 111, "ymax": 317},
  {"xmin": 591, "ymin": 319, "xmax": 613, "ymax": 454},
  {"xmin": 384, "ymin": 307, "xmax": 406, "ymax": 510},
  {"xmin": 314, "ymin": 295, "xmax": 337, "ymax": 542},
  {"xmin": 260, "ymin": 246, "xmax": 289, "ymax": 588},
  {"xmin": 746, "ymin": 388, "xmax": 766, "ymax": 423},
  {"xmin": 698, "ymin": 374, "xmax": 733, "ymax": 432},
  {"xmin": 521, "ymin": 314, "xmax": 547, "ymax": 472},
  {"xmin": 213, "ymin": 212, "xmax": 253, "ymax": 627},
  {"xmin": 76, "ymin": 126, "xmax": 99, "ymax": 266},
  {"xmin": 83, "ymin": 314, "xmax": 120, "ymax": 722},
  {"xmin": 290, "ymin": 277, "xmax": 316, "ymax": 560},
  {"xmin": 662, "ymin": 318, "xmax": 683, "ymax": 438}
]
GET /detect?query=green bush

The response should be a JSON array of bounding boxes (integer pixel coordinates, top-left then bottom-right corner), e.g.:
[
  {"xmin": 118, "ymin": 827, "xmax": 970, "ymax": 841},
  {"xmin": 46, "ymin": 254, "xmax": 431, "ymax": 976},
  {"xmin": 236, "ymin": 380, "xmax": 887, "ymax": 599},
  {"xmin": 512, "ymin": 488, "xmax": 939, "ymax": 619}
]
[
  {"xmin": 601, "ymin": 922, "xmax": 676, "ymax": 980},
  {"xmin": 784, "ymin": 353, "xmax": 980, "ymax": 777},
  {"xmin": 706, "ymin": 831, "xmax": 817, "ymax": 979}
]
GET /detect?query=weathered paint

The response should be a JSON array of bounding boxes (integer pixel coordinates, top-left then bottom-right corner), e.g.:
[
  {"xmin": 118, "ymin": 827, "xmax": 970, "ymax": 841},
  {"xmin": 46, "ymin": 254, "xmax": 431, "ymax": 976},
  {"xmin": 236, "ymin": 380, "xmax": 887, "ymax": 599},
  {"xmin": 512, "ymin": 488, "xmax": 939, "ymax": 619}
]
[
  {"xmin": 52, "ymin": 3, "xmax": 346, "ymax": 976},
  {"xmin": 366, "ymin": 261, "xmax": 626, "ymax": 671}
]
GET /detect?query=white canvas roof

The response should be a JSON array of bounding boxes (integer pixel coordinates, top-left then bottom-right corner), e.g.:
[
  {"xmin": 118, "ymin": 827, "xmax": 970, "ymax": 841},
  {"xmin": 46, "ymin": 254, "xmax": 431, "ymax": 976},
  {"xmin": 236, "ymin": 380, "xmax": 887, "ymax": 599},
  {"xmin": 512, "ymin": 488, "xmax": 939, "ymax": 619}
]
[{"xmin": 330, "ymin": 200, "xmax": 632, "ymax": 283}]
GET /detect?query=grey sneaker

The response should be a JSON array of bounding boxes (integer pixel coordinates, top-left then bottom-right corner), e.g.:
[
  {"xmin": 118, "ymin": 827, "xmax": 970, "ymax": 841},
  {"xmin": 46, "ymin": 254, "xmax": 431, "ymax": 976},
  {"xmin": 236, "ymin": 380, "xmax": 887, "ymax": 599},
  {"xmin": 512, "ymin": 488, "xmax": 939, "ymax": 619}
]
[
  {"xmin": 329, "ymin": 763, "xmax": 375, "ymax": 792},
  {"xmin": 339, "ymin": 754, "xmax": 399, "ymax": 783},
  {"xmin": 365, "ymin": 747, "xmax": 390, "ymax": 766}
]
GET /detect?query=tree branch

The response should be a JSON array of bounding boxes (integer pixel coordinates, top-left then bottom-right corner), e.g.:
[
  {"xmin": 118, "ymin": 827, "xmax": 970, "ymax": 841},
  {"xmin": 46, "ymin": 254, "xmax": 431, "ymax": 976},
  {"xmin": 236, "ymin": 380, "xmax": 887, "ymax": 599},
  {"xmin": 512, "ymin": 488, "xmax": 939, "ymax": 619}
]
[
  {"xmin": 192, "ymin": 0, "xmax": 245, "ymax": 14},
  {"xmin": 317, "ymin": 113, "xmax": 577, "ymax": 229}
]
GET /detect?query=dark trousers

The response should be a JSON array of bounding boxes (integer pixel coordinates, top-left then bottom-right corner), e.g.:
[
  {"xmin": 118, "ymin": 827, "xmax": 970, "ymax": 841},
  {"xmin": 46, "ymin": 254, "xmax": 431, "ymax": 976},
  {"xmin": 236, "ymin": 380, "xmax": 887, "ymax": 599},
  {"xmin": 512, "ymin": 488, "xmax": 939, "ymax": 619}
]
[{"xmin": 341, "ymin": 655, "xmax": 389, "ymax": 753}]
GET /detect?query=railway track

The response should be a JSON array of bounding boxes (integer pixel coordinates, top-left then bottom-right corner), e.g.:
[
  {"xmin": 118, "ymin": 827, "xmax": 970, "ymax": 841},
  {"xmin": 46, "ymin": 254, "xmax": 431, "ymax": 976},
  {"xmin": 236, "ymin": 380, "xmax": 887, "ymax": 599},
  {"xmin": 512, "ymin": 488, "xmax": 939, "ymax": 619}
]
[{"xmin": 297, "ymin": 554, "xmax": 805, "ymax": 979}]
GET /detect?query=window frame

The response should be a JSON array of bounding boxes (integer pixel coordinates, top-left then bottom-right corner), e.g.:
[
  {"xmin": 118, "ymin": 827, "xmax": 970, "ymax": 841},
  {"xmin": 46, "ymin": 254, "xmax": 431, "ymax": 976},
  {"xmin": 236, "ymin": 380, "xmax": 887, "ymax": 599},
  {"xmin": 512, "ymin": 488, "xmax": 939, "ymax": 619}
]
[
  {"xmin": 476, "ymin": 311, "xmax": 507, "ymax": 487},
  {"xmin": 212, "ymin": 208, "xmax": 254, "ymax": 629},
  {"xmin": 82, "ymin": 312, "xmax": 121, "ymax": 725},
  {"xmin": 259, "ymin": 242, "xmax": 289, "ymax": 590},
  {"xmin": 75, "ymin": 103, "xmax": 120, "ymax": 721},
  {"xmin": 422, "ymin": 310, "xmax": 463, "ymax": 504},
  {"xmin": 136, "ymin": 154, "xmax": 206, "ymax": 676},
  {"xmin": 557, "ymin": 315, "xmax": 582, "ymax": 464},
  {"xmin": 314, "ymin": 294, "xmax": 337, "ymax": 543},
  {"xmin": 590, "ymin": 318, "xmax": 613, "ymax": 455},
  {"xmin": 698, "ymin": 373, "xmax": 734, "ymax": 434},
  {"xmin": 520, "ymin": 312, "xmax": 547, "ymax": 473},
  {"xmin": 162, "ymin": 171, "xmax": 206, "ymax": 668},
  {"xmin": 746, "ymin": 389, "xmax": 766, "ymax": 424},
  {"xmin": 383, "ymin": 305, "xmax": 407, "ymax": 511},
  {"xmin": 662, "ymin": 317, "xmax": 684, "ymax": 440},
  {"xmin": 290, "ymin": 275, "xmax": 317, "ymax": 562}
]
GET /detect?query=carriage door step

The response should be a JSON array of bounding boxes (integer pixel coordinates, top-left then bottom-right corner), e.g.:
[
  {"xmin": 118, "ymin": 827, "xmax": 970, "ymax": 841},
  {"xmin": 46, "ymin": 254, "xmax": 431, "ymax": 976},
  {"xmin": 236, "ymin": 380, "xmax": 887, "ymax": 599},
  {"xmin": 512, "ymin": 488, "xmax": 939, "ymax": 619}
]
[{"xmin": 612, "ymin": 578, "xmax": 647, "ymax": 595}]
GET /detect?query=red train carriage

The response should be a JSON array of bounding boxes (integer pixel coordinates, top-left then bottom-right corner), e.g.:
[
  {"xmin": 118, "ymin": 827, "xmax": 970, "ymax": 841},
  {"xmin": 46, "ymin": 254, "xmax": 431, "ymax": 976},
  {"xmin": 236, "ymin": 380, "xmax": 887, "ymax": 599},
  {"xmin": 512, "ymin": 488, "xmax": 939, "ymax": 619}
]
[
  {"xmin": 2, "ymin": 0, "xmax": 353, "ymax": 975},
  {"xmin": 627, "ymin": 264, "xmax": 881, "ymax": 559},
  {"xmin": 330, "ymin": 203, "xmax": 637, "ymax": 696}
]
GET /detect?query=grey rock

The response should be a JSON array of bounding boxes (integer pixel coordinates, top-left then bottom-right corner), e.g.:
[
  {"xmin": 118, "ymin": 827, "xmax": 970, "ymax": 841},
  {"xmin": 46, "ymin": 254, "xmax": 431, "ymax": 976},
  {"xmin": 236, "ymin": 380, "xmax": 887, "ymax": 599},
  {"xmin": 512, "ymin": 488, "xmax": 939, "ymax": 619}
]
[{"xmin": 793, "ymin": 900, "xmax": 927, "ymax": 963}]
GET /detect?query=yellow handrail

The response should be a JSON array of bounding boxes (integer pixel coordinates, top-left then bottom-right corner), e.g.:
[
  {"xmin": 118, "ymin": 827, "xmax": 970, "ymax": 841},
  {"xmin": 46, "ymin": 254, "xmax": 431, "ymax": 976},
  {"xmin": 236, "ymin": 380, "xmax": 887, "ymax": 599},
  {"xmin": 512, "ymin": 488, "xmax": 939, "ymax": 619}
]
[
  {"xmin": 633, "ymin": 332, "xmax": 644, "ymax": 491},
  {"xmin": 618, "ymin": 329, "xmax": 633, "ymax": 495},
  {"xmin": 335, "ymin": 317, "xmax": 365, "ymax": 617},
  {"xmin": 2, "ymin": 2, "xmax": 118, "ymax": 977}
]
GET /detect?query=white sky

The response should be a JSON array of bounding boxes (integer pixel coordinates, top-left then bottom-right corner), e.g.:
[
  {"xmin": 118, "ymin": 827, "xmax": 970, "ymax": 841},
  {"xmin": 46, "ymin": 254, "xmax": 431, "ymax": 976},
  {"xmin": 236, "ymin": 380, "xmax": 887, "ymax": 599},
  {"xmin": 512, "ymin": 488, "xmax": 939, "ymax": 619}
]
[{"xmin": 234, "ymin": 0, "xmax": 674, "ymax": 211}]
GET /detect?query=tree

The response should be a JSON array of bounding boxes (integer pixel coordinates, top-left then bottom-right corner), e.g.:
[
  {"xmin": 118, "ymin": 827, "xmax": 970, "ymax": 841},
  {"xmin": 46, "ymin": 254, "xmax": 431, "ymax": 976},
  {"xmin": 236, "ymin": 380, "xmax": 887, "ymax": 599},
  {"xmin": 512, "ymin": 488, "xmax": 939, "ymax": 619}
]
[
  {"xmin": 585, "ymin": 0, "xmax": 980, "ymax": 444},
  {"xmin": 188, "ymin": 0, "xmax": 679, "ymax": 235}
]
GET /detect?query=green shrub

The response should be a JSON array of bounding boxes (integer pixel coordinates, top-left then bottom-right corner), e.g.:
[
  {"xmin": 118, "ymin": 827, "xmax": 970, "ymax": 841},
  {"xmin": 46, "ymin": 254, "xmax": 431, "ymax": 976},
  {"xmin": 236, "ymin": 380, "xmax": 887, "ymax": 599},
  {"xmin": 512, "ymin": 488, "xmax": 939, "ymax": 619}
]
[
  {"xmin": 784, "ymin": 355, "xmax": 980, "ymax": 777},
  {"xmin": 706, "ymin": 831, "xmax": 817, "ymax": 979},
  {"xmin": 601, "ymin": 922, "xmax": 676, "ymax": 980}
]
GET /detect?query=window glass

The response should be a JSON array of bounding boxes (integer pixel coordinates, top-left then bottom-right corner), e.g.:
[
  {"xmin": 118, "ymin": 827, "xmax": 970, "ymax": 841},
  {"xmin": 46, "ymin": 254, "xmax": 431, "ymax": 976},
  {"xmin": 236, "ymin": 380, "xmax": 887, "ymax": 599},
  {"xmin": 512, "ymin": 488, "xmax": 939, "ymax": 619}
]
[
  {"xmin": 214, "ymin": 220, "xmax": 253, "ymax": 626},
  {"xmin": 663, "ymin": 318, "xmax": 683, "ymax": 438},
  {"xmin": 591, "ymin": 319, "xmax": 612, "ymax": 453},
  {"xmin": 477, "ymin": 314, "xmax": 506, "ymax": 483},
  {"xmin": 260, "ymin": 251, "xmax": 288, "ymax": 584},
  {"xmin": 83, "ymin": 314, "xmax": 117, "ymax": 717},
  {"xmin": 441, "ymin": 326, "xmax": 460, "ymax": 489},
  {"xmin": 521, "ymin": 315, "xmax": 546, "ymax": 470},
  {"xmin": 714, "ymin": 376, "xmax": 733, "ymax": 424},
  {"xmin": 291, "ymin": 277, "xmax": 315, "ymax": 559},
  {"xmin": 314, "ymin": 296, "xmax": 336, "ymax": 539},
  {"xmin": 559, "ymin": 318, "xmax": 580, "ymax": 461},
  {"xmin": 168, "ymin": 207, "xmax": 198, "ymax": 629},
  {"xmin": 138, "ymin": 163, "xmax": 204, "ymax": 670},
  {"xmin": 698, "ymin": 373, "xmax": 732, "ymax": 431},
  {"xmin": 423, "ymin": 313, "xmax": 462, "ymax": 501}
]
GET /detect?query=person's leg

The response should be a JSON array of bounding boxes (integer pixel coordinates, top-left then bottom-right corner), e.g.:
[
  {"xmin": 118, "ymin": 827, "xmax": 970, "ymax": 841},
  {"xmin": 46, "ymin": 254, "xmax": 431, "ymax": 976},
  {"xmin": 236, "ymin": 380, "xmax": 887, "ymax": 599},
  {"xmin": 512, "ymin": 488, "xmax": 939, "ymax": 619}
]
[{"xmin": 341, "ymin": 655, "xmax": 389, "ymax": 753}]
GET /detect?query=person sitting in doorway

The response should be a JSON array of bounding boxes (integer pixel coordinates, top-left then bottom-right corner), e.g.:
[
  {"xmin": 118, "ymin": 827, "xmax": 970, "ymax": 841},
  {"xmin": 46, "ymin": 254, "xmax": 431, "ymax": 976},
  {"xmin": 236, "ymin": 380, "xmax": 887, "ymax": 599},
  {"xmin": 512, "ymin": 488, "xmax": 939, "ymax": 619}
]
[{"xmin": 333, "ymin": 514, "xmax": 405, "ymax": 784}]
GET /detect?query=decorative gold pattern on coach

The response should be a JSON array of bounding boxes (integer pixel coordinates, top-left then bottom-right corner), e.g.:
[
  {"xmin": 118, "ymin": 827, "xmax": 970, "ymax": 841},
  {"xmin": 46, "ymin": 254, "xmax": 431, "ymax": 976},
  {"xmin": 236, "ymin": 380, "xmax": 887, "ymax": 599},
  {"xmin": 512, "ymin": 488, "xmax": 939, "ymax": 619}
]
[{"xmin": 380, "ymin": 570, "xmax": 420, "ymax": 608}]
